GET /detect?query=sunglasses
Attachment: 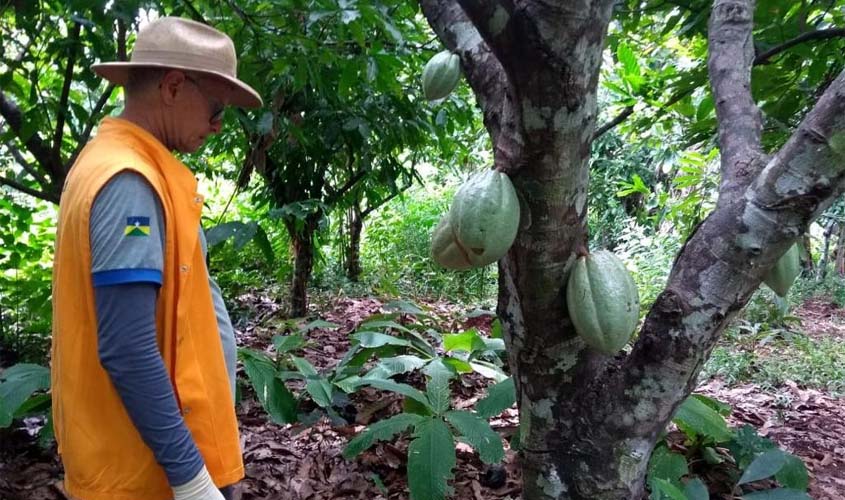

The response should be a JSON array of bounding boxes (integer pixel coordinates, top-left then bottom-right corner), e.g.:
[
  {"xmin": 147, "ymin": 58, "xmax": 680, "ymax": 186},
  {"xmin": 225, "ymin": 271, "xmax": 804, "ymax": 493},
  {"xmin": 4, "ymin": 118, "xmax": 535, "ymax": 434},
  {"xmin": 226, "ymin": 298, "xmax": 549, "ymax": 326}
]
[{"xmin": 184, "ymin": 74, "xmax": 225, "ymax": 123}]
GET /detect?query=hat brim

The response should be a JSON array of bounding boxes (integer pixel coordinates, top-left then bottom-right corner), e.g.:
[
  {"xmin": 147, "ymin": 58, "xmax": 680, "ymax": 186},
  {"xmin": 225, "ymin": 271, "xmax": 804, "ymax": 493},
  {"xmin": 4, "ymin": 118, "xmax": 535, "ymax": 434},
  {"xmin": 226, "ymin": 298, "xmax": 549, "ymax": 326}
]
[{"xmin": 91, "ymin": 62, "xmax": 263, "ymax": 109}]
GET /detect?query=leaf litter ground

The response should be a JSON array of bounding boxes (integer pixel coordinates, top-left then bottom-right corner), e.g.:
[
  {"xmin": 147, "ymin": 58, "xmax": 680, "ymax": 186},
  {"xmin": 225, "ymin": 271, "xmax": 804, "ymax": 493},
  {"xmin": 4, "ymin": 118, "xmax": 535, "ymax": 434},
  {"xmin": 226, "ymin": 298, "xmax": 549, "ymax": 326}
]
[{"xmin": 0, "ymin": 293, "xmax": 842, "ymax": 500}]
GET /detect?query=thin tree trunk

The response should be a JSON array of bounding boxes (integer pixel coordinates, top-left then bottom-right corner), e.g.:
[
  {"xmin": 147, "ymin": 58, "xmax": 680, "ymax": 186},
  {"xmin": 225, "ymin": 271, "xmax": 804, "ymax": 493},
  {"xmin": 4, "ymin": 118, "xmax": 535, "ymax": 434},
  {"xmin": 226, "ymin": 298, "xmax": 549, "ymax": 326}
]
[
  {"xmin": 345, "ymin": 205, "xmax": 363, "ymax": 282},
  {"xmin": 285, "ymin": 216, "xmax": 318, "ymax": 318},
  {"xmin": 835, "ymin": 223, "xmax": 845, "ymax": 277},
  {"xmin": 818, "ymin": 220, "xmax": 836, "ymax": 279}
]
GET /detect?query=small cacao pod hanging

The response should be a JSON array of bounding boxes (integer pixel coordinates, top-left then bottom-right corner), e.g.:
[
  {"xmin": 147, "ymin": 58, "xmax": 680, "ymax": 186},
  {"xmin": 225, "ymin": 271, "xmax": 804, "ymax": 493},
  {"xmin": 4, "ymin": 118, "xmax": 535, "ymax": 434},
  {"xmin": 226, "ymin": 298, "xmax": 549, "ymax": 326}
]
[{"xmin": 566, "ymin": 250, "xmax": 640, "ymax": 354}]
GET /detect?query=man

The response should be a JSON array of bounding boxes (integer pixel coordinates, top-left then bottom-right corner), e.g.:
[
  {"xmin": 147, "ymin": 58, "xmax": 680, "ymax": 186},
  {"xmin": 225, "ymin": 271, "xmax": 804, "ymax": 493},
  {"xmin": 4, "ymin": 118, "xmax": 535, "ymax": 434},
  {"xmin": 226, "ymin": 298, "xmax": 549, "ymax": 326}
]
[{"xmin": 51, "ymin": 17, "xmax": 262, "ymax": 500}]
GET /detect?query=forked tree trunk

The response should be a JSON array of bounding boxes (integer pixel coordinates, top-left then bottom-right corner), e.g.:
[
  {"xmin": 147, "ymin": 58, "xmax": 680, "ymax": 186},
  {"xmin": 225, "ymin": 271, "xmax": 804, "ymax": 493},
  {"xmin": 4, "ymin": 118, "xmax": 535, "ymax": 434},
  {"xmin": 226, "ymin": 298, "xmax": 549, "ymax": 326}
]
[{"xmin": 421, "ymin": 1, "xmax": 845, "ymax": 498}]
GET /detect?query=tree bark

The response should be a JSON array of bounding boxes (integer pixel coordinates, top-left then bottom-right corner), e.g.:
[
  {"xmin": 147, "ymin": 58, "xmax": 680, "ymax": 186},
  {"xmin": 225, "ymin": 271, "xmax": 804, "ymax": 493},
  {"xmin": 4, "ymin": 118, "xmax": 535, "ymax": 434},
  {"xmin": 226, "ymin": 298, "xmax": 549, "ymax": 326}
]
[
  {"xmin": 818, "ymin": 220, "xmax": 836, "ymax": 279},
  {"xmin": 345, "ymin": 205, "xmax": 363, "ymax": 282},
  {"xmin": 421, "ymin": 0, "xmax": 845, "ymax": 498},
  {"xmin": 835, "ymin": 222, "xmax": 845, "ymax": 277},
  {"xmin": 285, "ymin": 215, "xmax": 319, "ymax": 317}
]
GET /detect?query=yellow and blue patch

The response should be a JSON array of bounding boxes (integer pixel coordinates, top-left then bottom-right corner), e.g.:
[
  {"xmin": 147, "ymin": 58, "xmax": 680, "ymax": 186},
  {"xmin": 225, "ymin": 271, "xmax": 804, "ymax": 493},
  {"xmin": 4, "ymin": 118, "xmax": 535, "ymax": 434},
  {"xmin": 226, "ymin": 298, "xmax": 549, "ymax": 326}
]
[{"xmin": 124, "ymin": 216, "xmax": 151, "ymax": 237}]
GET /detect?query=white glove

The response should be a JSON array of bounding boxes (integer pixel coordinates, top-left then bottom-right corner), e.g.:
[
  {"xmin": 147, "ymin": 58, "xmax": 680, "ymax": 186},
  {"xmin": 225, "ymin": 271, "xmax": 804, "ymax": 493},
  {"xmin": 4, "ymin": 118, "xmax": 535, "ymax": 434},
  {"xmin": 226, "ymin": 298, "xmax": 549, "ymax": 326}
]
[{"xmin": 172, "ymin": 465, "xmax": 225, "ymax": 500}]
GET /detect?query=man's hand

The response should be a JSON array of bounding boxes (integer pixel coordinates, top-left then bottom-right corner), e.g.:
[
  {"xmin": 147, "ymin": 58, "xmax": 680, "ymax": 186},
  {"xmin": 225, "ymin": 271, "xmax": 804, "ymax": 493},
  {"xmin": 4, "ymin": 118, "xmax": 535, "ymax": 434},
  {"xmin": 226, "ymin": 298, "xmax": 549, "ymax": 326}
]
[{"xmin": 172, "ymin": 466, "xmax": 225, "ymax": 500}]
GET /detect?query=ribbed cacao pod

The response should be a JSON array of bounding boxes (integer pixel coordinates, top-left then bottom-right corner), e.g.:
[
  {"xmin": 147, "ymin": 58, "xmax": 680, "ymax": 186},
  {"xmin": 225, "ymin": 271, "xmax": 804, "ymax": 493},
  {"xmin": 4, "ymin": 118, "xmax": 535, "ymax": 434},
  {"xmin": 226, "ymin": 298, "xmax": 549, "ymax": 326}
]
[
  {"xmin": 448, "ymin": 169, "xmax": 520, "ymax": 267},
  {"xmin": 430, "ymin": 217, "xmax": 473, "ymax": 270},
  {"xmin": 566, "ymin": 250, "xmax": 640, "ymax": 354},
  {"xmin": 422, "ymin": 50, "xmax": 461, "ymax": 101},
  {"xmin": 763, "ymin": 243, "xmax": 801, "ymax": 297}
]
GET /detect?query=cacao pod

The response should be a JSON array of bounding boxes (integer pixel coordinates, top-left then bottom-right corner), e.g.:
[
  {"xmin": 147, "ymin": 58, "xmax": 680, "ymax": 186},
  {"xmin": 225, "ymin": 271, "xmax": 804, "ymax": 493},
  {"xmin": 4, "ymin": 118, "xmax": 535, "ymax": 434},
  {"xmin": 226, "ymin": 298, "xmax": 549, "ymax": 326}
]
[
  {"xmin": 431, "ymin": 217, "xmax": 473, "ymax": 270},
  {"xmin": 763, "ymin": 243, "xmax": 801, "ymax": 297},
  {"xmin": 422, "ymin": 50, "xmax": 461, "ymax": 101},
  {"xmin": 566, "ymin": 250, "xmax": 640, "ymax": 354},
  {"xmin": 447, "ymin": 169, "xmax": 520, "ymax": 267}
]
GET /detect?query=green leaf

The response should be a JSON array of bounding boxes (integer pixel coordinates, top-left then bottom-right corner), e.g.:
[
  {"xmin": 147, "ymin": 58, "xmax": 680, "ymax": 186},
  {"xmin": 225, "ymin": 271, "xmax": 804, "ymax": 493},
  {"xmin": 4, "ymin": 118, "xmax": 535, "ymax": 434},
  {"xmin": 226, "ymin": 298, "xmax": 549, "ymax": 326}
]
[
  {"xmin": 364, "ymin": 355, "xmax": 427, "ymax": 379},
  {"xmin": 468, "ymin": 360, "xmax": 509, "ymax": 382},
  {"xmin": 741, "ymin": 489, "xmax": 811, "ymax": 500},
  {"xmin": 352, "ymin": 331, "xmax": 412, "ymax": 348},
  {"xmin": 775, "ymin": 453, "xmax": 809, "ymax": 491},
  {"xmin": 0, "ymin": 363, "xmax": 50, "ymax": 427},
  {"xmin": 291, "ymin": 356, "xmax": 333, "ymax": 408},
  {"xmin": 650, "ymin": 478, "xmax": 687, "ymax": 500},
  {"xmin": 673, "ymin": 395, "xmax": 733, "ymax": 443},
  {"xmin": 739, "ymin": 449, "xmax": 788, "ymax": 485},
  {"xmin": 648, "ymin": 444, "xmax": 688, "ymax": 486},
  {"xmin": 273, "ymin": 334, "xmax": 307, "ymax": 353},
  {"xmin": 343, "ymin": 412, "xmax": 423, "ymax": 459},
  {"xmin": 425, "ymin": 371, "xmax": 452, "ymax": 414},
  {"xmin": 383, "ymin": 299, "xmax": 425, "ymax": 315},
  {"xmin": 445, "ymin": 410, "xmax": 504, "ymax": 464},
  {"xmin": 300, "ymin": 319, "xmax": 340, "ymax": 332},
  {"xmin": 358, "ymin": 319, "xmax": 412, "ymax": 333},
  {"xmin": 475, "ymin": 377, "xmax": 516, "ymax": 419},
  {"xmin": 239, "ymin": 349, "xmax": 297, "ymax": 424},
  {"xmin": 442, "ymin": 357, "xmax": 473, "ymax": 374},
  {"xmin": 683, "ymin": 478, "xmax": 709, "ymax": 500},
  {"xmin": 355, "ymin": 379, "xmax": 432, "ymax": 410},
  {"xmin": 408, "ymin": 418, "xmax": 456, "ymax": 500},
  {"xmin": 443, "ymin": 330, "xmax": 487, "ymax": 354}
]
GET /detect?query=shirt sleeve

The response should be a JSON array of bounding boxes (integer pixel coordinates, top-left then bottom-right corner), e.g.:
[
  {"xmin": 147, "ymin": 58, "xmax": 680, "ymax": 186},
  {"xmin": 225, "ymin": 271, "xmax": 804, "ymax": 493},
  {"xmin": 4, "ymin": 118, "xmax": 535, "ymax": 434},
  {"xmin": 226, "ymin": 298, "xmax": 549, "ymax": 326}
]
[{"xmin": 90, "ymin": 171, "xmax": 165, "ymax": 287}]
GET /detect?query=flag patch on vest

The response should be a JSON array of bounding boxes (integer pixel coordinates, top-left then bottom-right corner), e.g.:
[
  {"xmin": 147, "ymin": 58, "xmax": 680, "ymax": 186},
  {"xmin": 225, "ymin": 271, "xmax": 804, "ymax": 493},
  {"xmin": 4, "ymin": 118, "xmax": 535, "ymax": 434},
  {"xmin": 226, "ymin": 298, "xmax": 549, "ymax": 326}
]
[{"xmin": 124, "ymin": 216, "xmax": 151, "ymax": 237}]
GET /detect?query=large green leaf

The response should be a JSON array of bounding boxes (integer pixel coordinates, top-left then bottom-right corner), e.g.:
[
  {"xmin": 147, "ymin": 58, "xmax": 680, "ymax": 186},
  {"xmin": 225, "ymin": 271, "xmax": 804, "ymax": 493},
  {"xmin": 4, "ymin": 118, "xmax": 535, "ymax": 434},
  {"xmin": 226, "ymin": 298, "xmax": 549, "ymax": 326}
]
[
  {"xmin": 352, "ymin": 331, "xmax": 412, "ymax": 348},
  {"xmin": 273, "ymin": 334, "xmax": 307, "ymax": 353},
  {"xmin": 290, "ymin": 356, "xmax": 333, "ymax": 409},
  {"xmin": 239, "ymin": 349, "xmax": 297, "ymax": 424},
  {"xmin": 425, "ymin": 370, "xmax": 452, "ymax": 415},
  {"xmin": 673, "ymin": 394, "xmax": 733, "ymax": 443},
  {"xmin": 364, "ymin": 355, "xmax": 427, "ymax": 380},
  {"xmin": 442, "ymin": 330, "xmax": 486, "ymax": 354},
  {"xmin": 343, "ymin": 412, "xmax": 424, "ymax": 459},
  {"xmin": 650, "ymin": 478, "xmax": 688, "ymax": 500},
  {"xmin": 355, "ymin": 378, "xmax": 432, "ymax": 410},
  {"xmin": 444, "ymin": 410, "xmax": 504, "ymax": 464},
  {"xmin": 683, "ymin": 478, "xmax": 709, "ymax": 500},
  {"xmin": 648, "ymin": 444, "xmax": 688, "ymax": 490},
  {"xmin": 775, "ymin": 453, "xmax": 809, "ymax": 491},
  {"xmin": 739, "ymin": 449, "xmax": 788, "ymax": 485},
  {"xmin": 408, "ymin": 418, "xmax": 456, "ymax": 500},
  {"xmin": 0, "ymin": 363, "xmax": 50, "ymax": 427},
  {"xmin": 475, "ymin": 377, "xmax": 516, "ymax": 419}
]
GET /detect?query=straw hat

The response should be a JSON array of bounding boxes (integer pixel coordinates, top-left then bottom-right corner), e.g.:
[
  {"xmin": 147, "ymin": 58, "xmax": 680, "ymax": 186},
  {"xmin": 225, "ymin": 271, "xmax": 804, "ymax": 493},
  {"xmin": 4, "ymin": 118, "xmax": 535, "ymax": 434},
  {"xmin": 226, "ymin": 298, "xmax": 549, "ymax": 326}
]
[{"xmin": 92, "ymin": 17, "xmax": 263, "ymax": 108}]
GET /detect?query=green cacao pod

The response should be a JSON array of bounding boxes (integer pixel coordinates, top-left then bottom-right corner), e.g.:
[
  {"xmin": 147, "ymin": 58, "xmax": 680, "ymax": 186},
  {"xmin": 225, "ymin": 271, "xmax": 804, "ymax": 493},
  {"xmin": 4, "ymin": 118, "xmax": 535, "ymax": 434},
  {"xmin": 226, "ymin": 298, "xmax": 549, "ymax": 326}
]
[
  {"xmin": 566, "ymin": 250, "xmax": 640, "ymax": 354},
  {"xmin": 422, "ymin": 50, "xmax": 461, "ymax": 101},
  {"xmin": 763, "ymin": 243, "xmax": 801, "ymax": 297},
  {"xmin": 430, "ymin": 217, "xmax": 473, "ymax": 270},
  {"xmin": 447, "ymin": 169, "xmax": 520, "ymax": 267}
]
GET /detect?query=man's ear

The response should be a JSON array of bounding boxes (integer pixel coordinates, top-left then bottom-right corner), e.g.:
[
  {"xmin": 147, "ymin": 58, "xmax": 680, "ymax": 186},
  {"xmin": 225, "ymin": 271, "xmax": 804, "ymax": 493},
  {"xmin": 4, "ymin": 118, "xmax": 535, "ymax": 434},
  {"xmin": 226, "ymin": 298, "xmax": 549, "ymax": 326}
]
[{"xmin": 159, "ymin": 70, "xmax": 187, "ymax": 106}]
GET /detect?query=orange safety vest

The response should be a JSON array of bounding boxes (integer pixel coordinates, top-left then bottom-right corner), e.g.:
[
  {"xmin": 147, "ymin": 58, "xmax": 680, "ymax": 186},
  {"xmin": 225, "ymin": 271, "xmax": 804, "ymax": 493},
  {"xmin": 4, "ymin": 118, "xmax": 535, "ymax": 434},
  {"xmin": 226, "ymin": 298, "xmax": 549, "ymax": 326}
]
[{"xmin": 51, "ymin": 117, "xmax": 243, "ymax": 500}]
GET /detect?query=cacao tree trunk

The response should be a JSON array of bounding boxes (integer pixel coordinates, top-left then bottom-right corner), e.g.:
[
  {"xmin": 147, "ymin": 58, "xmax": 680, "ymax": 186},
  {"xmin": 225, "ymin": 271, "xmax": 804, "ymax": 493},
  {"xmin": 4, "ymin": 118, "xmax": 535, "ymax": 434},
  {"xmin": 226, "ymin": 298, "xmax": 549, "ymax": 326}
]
[
  {"xmin": 285, "ymin": 214, "xmax": 319, "ymax": 318},
  {"xmin": 421, "ymin": 1, "xmax": 845, "ymax": 498},
  {"xmin": 345, "ymin": 205, "xmax": 363, "ymax": 282}
]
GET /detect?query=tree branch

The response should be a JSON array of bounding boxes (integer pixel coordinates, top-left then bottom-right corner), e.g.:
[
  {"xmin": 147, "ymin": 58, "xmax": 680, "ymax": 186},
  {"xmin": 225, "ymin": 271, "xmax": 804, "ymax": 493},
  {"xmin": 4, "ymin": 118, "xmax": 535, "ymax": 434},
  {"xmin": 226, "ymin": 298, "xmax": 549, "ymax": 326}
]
[
  {"xmin": 0, "ymin": 176, "xmax": 58, "ymax": 203},
  {"xmin": 755, "ymin": 27, "xmax": 845, "ymax": 65},
  {"xmin": 2, "ymin": 137, "xmax": 50, "ymax": 187},
  {"xmin": 600, "ymin": 66, "xmax": 845, "ymax": 451},
  {"xmin": 419, "ymin": 0, "xmax": 523, "ymax": 173},
  {"xmin": 707, "ymin": 0, "xmax": 763, "ymax": 200},
  {"xmin": 67, "ymin": 83, "xmax": 116, "ymax": 167},
  {"xmin": 592, "ymin": 106, "xmax": 633, "ymax": 142},
  {"xmin": 0, "ymin": 90, "xmax": 60, "ymax": 178},
  {"xmin": 52, "ymin": 21, "xmax": 81, "ymax": 161}
]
